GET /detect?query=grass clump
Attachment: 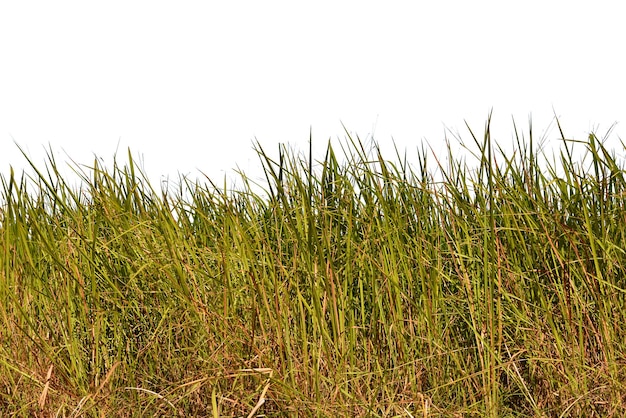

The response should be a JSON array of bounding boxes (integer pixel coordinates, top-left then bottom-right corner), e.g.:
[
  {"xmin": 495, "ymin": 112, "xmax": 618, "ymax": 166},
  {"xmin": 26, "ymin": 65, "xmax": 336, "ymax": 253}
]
[{"xmin": 1, "ymin": 117, "xmax": 626, "ymax": 417}]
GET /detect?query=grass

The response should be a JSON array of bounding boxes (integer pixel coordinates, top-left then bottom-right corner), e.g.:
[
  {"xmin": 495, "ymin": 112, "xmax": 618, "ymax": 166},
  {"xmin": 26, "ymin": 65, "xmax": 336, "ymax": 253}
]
[{"xmin": 1, "ymin": 116, "xmax": 626, "ymax": 417}]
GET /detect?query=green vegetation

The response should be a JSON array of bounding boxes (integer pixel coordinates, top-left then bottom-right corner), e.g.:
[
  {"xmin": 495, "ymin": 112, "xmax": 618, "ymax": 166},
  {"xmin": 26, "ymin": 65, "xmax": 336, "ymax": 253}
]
[{"xmin": 1, "ymin": 117, "xmax": 626, "ymax": 417}]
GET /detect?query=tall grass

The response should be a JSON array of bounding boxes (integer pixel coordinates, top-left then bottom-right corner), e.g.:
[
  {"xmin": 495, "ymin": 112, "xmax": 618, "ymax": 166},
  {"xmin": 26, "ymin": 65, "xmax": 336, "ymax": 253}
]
[{"xmin": 1, "ymin": 118, "xmax": 626, "ymax": 416}]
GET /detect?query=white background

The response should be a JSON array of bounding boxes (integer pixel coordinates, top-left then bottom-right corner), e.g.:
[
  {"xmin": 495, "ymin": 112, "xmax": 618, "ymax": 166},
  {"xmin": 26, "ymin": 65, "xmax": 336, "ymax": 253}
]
[{"xmin": 1, "ymin": 1, "xmax": 624, "ymax": 189}]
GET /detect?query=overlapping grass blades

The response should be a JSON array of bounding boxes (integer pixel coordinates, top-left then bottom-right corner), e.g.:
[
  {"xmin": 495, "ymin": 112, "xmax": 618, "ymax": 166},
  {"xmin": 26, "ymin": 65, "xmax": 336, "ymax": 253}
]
[{"xmin": 1, "ymin": 119, "xmax": 626, "ymax": 416}]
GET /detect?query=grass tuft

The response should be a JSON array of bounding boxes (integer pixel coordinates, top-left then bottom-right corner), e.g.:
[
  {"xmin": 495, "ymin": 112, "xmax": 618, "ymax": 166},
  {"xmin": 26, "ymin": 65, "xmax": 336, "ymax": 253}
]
[{"xmin": 2, "ymin": 118, "xmax": 626, "ymax": 416}]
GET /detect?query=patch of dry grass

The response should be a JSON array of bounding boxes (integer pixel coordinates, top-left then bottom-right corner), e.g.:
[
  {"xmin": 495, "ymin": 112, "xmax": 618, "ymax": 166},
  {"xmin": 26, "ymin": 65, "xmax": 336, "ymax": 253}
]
[{"xmin": 2, "ymin": 117, "xmax": 626, "ymax": 416}]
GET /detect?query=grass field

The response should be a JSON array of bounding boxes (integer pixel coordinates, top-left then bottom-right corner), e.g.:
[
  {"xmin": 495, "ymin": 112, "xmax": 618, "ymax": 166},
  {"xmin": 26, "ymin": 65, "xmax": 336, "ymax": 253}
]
[{"xmin": 1, "ymin": 117, "xmax": 626, "ymax": 417}]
